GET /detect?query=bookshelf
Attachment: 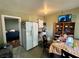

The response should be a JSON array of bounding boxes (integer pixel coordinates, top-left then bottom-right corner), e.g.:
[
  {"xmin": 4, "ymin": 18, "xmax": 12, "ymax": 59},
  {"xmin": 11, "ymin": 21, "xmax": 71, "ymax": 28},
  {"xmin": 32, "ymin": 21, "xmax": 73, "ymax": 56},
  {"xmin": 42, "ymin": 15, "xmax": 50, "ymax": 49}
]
[{"xmin": 54, "ymin": 22, "xmax": 75, "ymax": 40}]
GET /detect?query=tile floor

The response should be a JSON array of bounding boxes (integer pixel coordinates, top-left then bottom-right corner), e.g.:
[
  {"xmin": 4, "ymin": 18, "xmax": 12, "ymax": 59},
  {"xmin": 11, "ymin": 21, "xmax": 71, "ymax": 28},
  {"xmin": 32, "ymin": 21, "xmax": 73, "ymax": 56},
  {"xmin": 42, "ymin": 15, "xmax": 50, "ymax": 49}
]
[{"xmin": 12, "ymin": 46, "xmax": 48, "ymax": 58}]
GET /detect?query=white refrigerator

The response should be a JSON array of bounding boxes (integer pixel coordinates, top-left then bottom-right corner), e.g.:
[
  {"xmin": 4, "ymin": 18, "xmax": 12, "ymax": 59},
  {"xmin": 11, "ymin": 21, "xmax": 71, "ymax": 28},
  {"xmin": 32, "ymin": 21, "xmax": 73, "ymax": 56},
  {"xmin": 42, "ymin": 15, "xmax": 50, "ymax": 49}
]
[{"xmin": 21, "ymin": 22, "xmax": 38, "ymax": 50}]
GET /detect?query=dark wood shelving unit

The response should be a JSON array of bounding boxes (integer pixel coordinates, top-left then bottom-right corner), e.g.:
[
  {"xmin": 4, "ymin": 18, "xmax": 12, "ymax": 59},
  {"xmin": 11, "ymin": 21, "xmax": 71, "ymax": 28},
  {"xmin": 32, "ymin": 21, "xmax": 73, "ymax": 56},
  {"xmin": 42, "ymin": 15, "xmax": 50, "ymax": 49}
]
[{"xmin": 54, "ymin": 22, "xmax": 75, "ymax": 40}]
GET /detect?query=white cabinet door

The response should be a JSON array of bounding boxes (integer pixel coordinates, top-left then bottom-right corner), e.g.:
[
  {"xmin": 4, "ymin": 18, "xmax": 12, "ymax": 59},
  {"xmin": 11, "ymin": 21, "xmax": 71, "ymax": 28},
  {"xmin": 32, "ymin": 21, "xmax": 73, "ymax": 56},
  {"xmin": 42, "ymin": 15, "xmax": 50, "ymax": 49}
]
[{"xmin": 32, "ymin": 23, "xmax": 38, "ymax": 47}]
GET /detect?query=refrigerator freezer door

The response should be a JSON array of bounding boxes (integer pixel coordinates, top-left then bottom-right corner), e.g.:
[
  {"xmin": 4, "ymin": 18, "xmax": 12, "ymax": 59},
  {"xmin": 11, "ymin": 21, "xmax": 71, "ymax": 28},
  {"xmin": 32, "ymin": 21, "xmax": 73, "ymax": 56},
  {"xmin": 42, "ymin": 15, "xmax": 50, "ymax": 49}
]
[
  {"xmin": 26, "ymin": 22, "xmax": 32, "ymax": 32},
  {"xmin": 26, "ymin": 31, "xmax": 33, "ymax": 50},
  {"xmin": 26, "ymin": 22, "xmax": 33, "ymax": 50},
  {"xmin": 32, "ymin": 23, "xmax": 38, "ymax": 47}
]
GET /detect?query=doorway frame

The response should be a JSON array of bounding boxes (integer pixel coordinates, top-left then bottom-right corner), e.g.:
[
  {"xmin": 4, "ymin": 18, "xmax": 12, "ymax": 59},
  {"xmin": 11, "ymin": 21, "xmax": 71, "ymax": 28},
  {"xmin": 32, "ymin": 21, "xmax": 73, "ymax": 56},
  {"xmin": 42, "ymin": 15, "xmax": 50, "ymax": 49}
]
[{"xmin": 1, "ymin": 15, "xmax": 22, "ymax": 45}]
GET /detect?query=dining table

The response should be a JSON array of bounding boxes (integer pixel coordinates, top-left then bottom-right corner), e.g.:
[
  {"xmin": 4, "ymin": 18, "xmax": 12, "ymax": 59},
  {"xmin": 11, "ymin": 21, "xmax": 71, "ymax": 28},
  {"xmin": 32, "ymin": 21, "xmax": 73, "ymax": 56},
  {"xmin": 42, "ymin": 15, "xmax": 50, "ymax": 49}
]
[{"xmin": 49, "ymin": 39, "xmax": 79, "ymax": 57}]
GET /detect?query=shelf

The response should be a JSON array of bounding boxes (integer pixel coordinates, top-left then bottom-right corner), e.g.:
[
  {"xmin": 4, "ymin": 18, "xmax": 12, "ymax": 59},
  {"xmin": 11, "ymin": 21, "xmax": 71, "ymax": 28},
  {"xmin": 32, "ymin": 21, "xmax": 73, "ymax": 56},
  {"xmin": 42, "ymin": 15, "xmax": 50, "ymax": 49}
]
[
  {"xmin": 54, "ymin": 22, "xmax": 75, "ymax": 39},
  {"xmin": 54, "ymin": 34, "xmax": 60, "ymax": 36}
]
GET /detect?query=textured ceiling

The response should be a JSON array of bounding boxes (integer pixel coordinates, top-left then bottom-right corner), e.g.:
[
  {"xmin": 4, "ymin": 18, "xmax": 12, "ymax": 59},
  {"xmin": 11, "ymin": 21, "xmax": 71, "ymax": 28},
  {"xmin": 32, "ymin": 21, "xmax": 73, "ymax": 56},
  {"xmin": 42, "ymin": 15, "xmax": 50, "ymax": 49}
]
[{"xmin": 0, "ymin": 0, "xmax": 79, "ymax": 16}]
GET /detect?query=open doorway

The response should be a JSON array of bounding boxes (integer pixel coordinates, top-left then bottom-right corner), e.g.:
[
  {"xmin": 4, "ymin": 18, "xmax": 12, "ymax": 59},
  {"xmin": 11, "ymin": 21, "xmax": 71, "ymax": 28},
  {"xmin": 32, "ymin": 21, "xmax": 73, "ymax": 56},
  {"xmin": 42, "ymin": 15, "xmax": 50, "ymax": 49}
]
[{"xmin": 1, "ymin": 15, "xmax": 22, "ymax": 47}]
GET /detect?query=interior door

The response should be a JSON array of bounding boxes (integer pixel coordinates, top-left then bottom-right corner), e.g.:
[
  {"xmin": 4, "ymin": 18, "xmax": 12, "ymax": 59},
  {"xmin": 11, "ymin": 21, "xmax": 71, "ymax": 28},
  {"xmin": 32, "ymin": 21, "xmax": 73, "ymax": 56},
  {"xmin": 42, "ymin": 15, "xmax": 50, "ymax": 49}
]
[
  {"xmin": 32, "ymin": 22, "xmax": 38, "ymax": 47},
  {"xmin": 26, "ymin": 22, "xmax": 33, "ymax": 50}
]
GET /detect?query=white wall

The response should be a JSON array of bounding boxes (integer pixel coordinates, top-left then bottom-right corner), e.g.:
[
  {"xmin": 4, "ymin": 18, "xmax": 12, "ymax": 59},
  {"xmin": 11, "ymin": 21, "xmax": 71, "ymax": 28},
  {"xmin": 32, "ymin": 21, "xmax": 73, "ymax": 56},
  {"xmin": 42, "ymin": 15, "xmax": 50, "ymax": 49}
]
[
  {"xmin": 45, "ymin": 7, "xmax": 79, "ymax": 39},
  {"xmin": 74, "ymin": 14, "xmax": 79, "ymax": 39}
]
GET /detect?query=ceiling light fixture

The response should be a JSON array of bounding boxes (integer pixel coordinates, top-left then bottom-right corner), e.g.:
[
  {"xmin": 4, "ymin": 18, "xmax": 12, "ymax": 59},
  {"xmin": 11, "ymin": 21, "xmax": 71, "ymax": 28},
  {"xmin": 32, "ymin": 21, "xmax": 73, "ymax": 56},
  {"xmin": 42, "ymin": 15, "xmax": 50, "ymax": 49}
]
[
  {"xmin": 39, "ymin": 2, "xmax": 51, "ymax": 15},
  {"xmin": 43, "ymin": 2, "xmax": 48, "ymax": 15}
]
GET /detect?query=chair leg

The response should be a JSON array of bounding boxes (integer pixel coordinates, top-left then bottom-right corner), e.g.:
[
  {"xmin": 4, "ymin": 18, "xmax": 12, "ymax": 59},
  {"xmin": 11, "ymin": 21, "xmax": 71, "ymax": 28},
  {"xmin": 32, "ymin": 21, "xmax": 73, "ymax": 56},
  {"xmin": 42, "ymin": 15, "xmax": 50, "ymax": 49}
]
[{"xmin": 43, "ymin": 48, "xmax": 45, "ymax": 54}]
